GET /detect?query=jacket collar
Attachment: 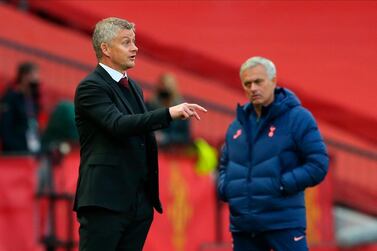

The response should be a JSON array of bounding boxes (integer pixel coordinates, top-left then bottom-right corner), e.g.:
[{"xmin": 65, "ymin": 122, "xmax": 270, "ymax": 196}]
[
  {"xmin": 237, "ymin": 87, "xmax": 301, "ymax": 123},
  {"xmin": 94, "ymin": 65, "xmax": 146, "ymax": 114},
  {"xmin": 98, "ymin": 63, "xmax": 127, "ymax": 82}
]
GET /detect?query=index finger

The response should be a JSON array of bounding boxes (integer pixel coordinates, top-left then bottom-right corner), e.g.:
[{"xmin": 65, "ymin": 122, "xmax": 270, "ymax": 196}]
[{"xmin": 188, "ymin": 104, "xmax": 208, "ymax": 112}]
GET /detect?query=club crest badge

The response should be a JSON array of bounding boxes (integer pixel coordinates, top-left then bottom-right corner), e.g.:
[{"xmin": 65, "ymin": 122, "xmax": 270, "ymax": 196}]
[{"xmin": 268, "ymin": 126, "xmax": 276, "ymax": 138}]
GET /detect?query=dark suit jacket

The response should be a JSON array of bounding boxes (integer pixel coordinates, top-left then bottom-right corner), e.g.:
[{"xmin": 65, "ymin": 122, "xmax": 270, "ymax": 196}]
[{"xmin": 73, "ymin": 65, "xmax": 171, "ymax": 213}]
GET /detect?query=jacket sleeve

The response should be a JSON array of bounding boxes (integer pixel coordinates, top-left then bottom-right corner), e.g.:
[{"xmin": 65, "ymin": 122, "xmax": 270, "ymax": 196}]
[
  {"xmin": 0, "ymin": 95, "xmax": 15, "ymax": 148},
  {"xmin": 75, "ymin": 80, "xmax": 171, "ymax": 138},
  {"xmin": 217, "ymin": 142, "xmax": 229, "ymax": 202},
  {"xmin": 280, "ymin": 108, "xmax": 329, "ymax": 194}
]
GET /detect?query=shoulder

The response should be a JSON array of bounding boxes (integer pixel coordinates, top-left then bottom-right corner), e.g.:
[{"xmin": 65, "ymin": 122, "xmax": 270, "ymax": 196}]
[
  {"xmin": 225, "ymin": 103, "xmax": 248, "ymax": 135},
  {"xmin": 76, "ymin": 70, "xmax": 110, "ymax": 93},
  {"xmin": 289, "ymin": 105, "xmax": 316, "ymax": 123},
  {"xmin": 288, "ymin": 105, "xmax": 319, "ymax": 137},
  {"xmin": 2, "ymin": 87, "xmax": 22, "ymax": 101}
]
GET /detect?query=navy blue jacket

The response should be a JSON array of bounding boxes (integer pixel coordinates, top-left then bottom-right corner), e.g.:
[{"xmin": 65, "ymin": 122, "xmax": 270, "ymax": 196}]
[
  {"xmin": 217, "ymin": 87, "xmax": 329, "ymax": 233},
  {"xmin": 0, "ymin": 87, "xmax": 30, "ymax": 153}
]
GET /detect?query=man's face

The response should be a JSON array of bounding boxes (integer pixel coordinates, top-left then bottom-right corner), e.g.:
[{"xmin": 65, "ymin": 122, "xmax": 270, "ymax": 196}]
[
  {"xmin": 27, "ymin": 69, "xmax": 40, "ymax": 83},
  {"xmin": 240, "ymin": 64, "xmax": 276, "ymax": 107},
  {"xmin": 105, "ymin": 29, "xmax": 138, "ymax": 72},
  {"xmin": 20, "ymin": 69, "xmax": 40, "ymax": 88}
]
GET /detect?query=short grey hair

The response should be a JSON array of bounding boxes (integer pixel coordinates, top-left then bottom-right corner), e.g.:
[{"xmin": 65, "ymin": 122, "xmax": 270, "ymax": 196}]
[
  {"xmin": 92, "ymin": 17, "xmax": 135, "ymax": 60},
  {"xmin": 239, "ymin": 56, "xmax": 276, "ymax": 80}
]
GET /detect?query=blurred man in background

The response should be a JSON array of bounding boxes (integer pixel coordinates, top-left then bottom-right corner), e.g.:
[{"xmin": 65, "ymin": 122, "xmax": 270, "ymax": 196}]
[
  {"xmin": 73, "ymin": 17, "xmax": 206, "ymax": 251},
  {"xmin": 0, "ymin": 62, "xmax": 41, "ymax": 154},
  {"xmin": 217, "ymin": 56, "xmax": 328, "ymax": 251},
  {"xmin": 147, "ymin": 73, "xmax": 191, "ymax": 148}
]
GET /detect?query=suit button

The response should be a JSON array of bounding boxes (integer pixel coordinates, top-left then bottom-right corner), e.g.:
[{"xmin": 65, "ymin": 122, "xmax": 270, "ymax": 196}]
[{"xmin": 140, "ymin": 143, "xmax": 145, "ymax": 147}]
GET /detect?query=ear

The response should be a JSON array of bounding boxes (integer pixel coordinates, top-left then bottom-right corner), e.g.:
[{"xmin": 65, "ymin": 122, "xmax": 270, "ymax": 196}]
[
  {"xmin": 271, "ymin": 77, "xmax": 277, "ymax": 87},
  {"xmin": 100, "ymin": 42, "xmax": 111, "ymax": 57}
]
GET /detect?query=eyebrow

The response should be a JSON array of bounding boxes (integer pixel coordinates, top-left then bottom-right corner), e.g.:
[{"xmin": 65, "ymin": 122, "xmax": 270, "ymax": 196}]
[
  {"xmin": 243, "ymin": 78, "xmax": 264, "ymax": 86},
  {"xmin": 121, "ymin": 33, "xmax": 135, "ymax": 38}
]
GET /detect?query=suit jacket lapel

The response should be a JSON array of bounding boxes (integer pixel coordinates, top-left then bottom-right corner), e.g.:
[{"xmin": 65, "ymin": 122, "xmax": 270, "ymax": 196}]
[
  {"xmin": 129, "ymin": 78, "xmax": 148, "ymax": 113},
  {"xmin": 95, "ymin": 66, "xmax": 135, "ymax": 114}
]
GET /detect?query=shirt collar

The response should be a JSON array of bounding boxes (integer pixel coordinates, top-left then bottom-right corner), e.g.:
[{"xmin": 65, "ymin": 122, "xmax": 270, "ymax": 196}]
[{"xmin": 99, "ymin": 63, "xmax": 128, "ymax": 82}]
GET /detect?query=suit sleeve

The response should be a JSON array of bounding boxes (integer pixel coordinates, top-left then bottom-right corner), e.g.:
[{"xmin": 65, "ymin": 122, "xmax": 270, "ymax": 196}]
[
  {"xmin": 217, "ymin": 142, "xmax": 229, "ymax": 202},
  {"xmin": 75, "ymin": 80, "xmax": 171, "ymax": 137},
  {"xmin": 280, "ymin": 108, "xmax": 329, "ymax": 194}
]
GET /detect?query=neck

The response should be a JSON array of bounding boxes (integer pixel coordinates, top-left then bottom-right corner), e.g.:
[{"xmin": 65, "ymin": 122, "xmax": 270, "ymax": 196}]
[
  {"xmin": 253, "ymin": 99, "xmax": 274, "ymax": 118},
  {"xmin": 254, "ymin": 105, "xmax": 262, "ymax": 118},
  {"xmin": 17, "ymin": 81, "xmax": 30, "ymax": 94},
  {"xmin": 99, "ymin": 59, "xmax": 123, "ymax": 74}
]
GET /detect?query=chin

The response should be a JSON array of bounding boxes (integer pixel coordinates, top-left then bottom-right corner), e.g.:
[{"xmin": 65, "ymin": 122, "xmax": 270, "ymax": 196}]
[
  {"xmin": 252, "ymin": 101, "xmax": 263, "ymax": 106},
  {"xmin": 125, "ymin": 63, "xmax": 135, "ymax": 69}
]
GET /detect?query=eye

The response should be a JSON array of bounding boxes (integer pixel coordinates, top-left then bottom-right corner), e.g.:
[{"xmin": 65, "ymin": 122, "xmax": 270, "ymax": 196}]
[{"xmin": 254, "ymin": 79, "xmax": 263, "ymax": 85}]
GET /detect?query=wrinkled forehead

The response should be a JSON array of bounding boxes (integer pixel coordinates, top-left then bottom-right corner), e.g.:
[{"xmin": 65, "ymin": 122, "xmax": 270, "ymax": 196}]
[
  {"xmin": 241, "ymin": 65, "xmax": 269, "ymax": 80},
  {"xmin": 117, "ymin": 28, "xmax": 136, "ymax": 39}
]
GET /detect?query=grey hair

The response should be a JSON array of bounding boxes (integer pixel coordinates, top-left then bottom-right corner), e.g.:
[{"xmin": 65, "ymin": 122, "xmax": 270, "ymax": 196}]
[
  {"xmin": 92, "ymin": 17, "xmax": 135, "ymax": 60},
  {"xmin": 239, "ymin": 56, "xmax": 276, "ymax": 80}
]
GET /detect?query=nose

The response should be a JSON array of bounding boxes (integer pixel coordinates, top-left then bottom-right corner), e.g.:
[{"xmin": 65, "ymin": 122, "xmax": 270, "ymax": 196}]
[
  {"xmin": 250, "ymin": 83, "xmax": 258, "ymax": 92},
  {"xmin": 132, "ymin": 43, "xmax": 138, "ymax": 52}
]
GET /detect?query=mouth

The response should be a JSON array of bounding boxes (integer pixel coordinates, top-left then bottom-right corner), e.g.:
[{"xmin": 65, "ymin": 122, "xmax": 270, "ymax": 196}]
[
  {"xmin": 251, "ymin": 94, "xmax": 260, "ymax": 100},
  {"xmin": 129, "ymin": 55, "xmax": 136, "ymax": 61}
]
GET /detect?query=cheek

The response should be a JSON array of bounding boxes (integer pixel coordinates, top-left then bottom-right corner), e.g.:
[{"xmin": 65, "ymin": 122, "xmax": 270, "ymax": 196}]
[
  {"xmin": 266, "ymin": 88, "xmax": 275, "ymax": 98},
  {"xmin": 263, "ymin": 86, "xmax": 272, "ymax": 94}
]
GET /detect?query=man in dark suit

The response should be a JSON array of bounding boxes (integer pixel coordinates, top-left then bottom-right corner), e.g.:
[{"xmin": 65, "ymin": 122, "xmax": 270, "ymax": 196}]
[{"xmin": 73, "ymin": 17, "xmax": 206, "ymax": 251}]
